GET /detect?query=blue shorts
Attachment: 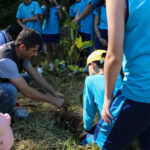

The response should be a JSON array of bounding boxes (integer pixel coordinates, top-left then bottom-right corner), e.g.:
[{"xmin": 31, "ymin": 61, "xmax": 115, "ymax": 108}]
[
  {"xmin": 94, "ymin": 29, "xmax": 108, "ymax": 50},
  {"xmin": 78, "ymin": 32, "xmax": 91, "ymax": 41},
  {"xmin": 94, "ymin": 90, "xmax": 150, "ymax": 150},
  {"xmin": 42, "ymin": 34, "xmax": 60, "ymax": 43},
  {"xmin": 77, "ymin": 32, "xmax": 91, "ymax": 67}
]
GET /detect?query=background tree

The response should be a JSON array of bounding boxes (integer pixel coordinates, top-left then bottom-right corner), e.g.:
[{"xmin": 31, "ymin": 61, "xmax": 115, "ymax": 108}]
[{"xmin": 0, "ymin": 0, "xmax": 20, "ymax": 29}]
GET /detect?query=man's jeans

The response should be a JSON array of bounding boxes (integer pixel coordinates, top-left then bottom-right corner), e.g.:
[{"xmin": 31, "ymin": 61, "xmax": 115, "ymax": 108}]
[{"xmin": 0, "ymin": 74, "xmax": 30, "ymax": 115}]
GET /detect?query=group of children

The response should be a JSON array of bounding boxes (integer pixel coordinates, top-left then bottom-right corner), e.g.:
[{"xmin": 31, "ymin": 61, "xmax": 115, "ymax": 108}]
[
  {"xmin": 16, "ymin": 0, "xmax": 64, "ymax": 73},
  {"xmin": 15, "ymin": 0, "xmax": 108, "ymax": 72},
  {"xmin": 69, "ymin": 0, "xmax": 108, "ymax": 67}
]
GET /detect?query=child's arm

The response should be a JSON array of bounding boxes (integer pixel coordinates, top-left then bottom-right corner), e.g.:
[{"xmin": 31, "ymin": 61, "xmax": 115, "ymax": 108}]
[
  {"xmin": 73, "ymin": 3, "xmax": 93, "ymax": 23},
  {"xmin": 57, "ymin": 7, "xmax": 63, "ymax": 22},
  {"xmin": 16, "ymin": 19, "xmax": 29, "ymax": 30},
  {"xmin": 94, "ymin": 14, "xmax": 107, "ymax": 47},
  {"xmin": 53, "ymin": 0, "xmax": 63, "ymax": 21},
  {"xmin": 22, "ymin": 14, "xmax": 39, "ymax": 24},
  {"xmin": 39, "ymin": 14, "xmax": 43, "ymax": 29},
  {"xmin": 94, "ymin": 15, "xmax": 101, "ymax": 38}
]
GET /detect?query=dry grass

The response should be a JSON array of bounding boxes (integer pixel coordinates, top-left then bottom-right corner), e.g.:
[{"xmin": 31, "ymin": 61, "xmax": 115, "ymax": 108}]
[
  {"xmin": 11, "ymin": 64, "xmax": 139, "ymax": 150},
  {"xmin": 11, "ymin": 65, "xmax": 101, "ymax": 150}
]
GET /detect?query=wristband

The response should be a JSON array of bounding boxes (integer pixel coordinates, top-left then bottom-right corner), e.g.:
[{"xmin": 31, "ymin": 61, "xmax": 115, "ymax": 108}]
[{"xmin": 56, "ymin": 5, "xmax": 61, "ymax": 9}]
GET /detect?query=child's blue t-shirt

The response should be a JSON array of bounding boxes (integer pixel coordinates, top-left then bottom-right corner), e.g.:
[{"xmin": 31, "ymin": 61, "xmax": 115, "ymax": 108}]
[
  {"xmin": 41, "ymin": 6, "xmax": 59, "ymax": 34},
  {"xmin": 16, "ymin": 1, "xmax": 42, "ymax": 35},
  {"xmin": 83, "ymin": 74, "xmax": 122, "ymax": 131},
  {"xmin": 69, "ymin": 2, "xmax": 81, "ymax": 17},
  {"xmin": 78, "ymin": 0, "xmax": 95, "ymax": 40},
  {"xmin": 94, "ymin": 6, "xmax": 108, "ymax": 30}
]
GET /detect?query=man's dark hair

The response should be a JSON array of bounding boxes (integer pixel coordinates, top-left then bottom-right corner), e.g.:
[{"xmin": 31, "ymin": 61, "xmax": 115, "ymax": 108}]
[
  {"xmin": 6, "ymin": 24, "xmax": 22, "ymax": 41},
  {"xmin": 15, "ymin": 29, "xmax": 42, "ymax": 50},
  {"xmin": 93, "ymin": 52, "xmax": 106, "ymax": 68}
]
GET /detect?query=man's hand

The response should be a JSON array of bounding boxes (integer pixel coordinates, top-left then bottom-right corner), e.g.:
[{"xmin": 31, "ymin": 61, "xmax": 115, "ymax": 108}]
[
  {"xmin": 101, "ymin": 97, "xmax": 113, "ymax": 124},
  {"xmin": 53, "ymin": 97, "xmax": 65, "ymax": 108},
  {"xmin": 54, "ymin": 92, "xmax": 64, "ymax": 99}
]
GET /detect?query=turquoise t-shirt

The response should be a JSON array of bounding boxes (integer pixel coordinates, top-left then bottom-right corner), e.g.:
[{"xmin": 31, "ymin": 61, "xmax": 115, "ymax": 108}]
[
  {"xmin": 83, "ymin": 74, "xmax": 122, "ymax": 130},
  {"xmin": 16, "ymin": 1, "xmax": 41, "ymax": 35},
  {"xmin": 78, "ymin": 0, "xmax": 95, "ymax": 40},
  {"xmin": 69, "ymin": 2, "xmax": 81, "ymax": 17},
  {"xmin": 122, "ymin": 0, "xmax": 150, "ymax": 103},
  {"xmin": 41, "ymin": 6, "xmax": 59, "ymax": 34},
  {"xmin": 93, "ymin": 6, "xmax": 108, "ymax": 30}
]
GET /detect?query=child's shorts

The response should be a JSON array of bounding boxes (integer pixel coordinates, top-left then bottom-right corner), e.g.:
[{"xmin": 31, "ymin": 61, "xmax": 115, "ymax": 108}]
[
  {"xmin": 94, "ymin": 29, "xmax": 108, "ymax": 50},
  {"xmin": 78, "ymin": 32, "xmax": 91, "ymax": 41},
  {"xmin": 42, "ymin": 34, "xmax": 60, "ymax": 43},
  {"xmin": 94, "ymin": 89, "xmax": 150, "ymax": 150}
]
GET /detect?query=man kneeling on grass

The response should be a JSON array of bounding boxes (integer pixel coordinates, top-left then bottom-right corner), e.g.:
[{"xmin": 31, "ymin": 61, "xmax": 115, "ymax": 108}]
[
  {"xmin": 0, "ymin": 29, "xmax": 65, "ymax": 117},
  {"xmin": 79, "ymin": 50, "xmax": 122, "ymax": 145}
]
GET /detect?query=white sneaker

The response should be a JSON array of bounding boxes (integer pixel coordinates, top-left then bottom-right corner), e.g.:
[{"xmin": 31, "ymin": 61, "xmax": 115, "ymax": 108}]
[
  {"xmin": 37, "ymin": 67, "xmax": 43, "ymax": 74},
  {"xmin": 62, "ymin": 63, "xmax": 66, "ymax": 69},
  {"xmin": 49, "ymin": 63, "xmax": 54, "ymax": 70},
  {"xmin": 68, "ymin": 70, "xmax": 78, "ymax": 76}
]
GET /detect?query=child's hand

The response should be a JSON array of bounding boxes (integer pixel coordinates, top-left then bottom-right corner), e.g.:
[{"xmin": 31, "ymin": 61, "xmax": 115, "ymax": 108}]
[
  {"xmin": 52, "ymin": 0, "xmax": 58, "ymax": 5},
  {"xmin": 99, "ymin": 38, "xmax": 107, "ymax": 47},
  {"xmin": 73, "ymin": 9, "xmax": 80, "ymax": 23},
  {"xmin": 55, "ymin": 92, "xmax": 64, "ymax": 99},
  {"xmin": 22, "ymin": 18, "xmax": 28, "ymax": 24},
  {"xmin": 54, "ymin": 97, "xmax": 65, "ymax": 108}
]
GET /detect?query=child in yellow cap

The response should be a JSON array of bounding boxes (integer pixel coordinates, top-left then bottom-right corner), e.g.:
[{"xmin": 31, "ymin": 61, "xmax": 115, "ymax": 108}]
[{"xmin": 80, "ymin": 50, "xmax": 122, "ymax": 145}]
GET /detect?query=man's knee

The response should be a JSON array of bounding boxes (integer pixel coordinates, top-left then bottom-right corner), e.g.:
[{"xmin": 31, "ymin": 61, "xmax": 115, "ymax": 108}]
[
  {"xmin": 3, "ymin": 84, "xmax": 18, "ymax": 100},
  {"xmin": 0, "ymin": 83, "xmax": 18, "ymax": 115}
]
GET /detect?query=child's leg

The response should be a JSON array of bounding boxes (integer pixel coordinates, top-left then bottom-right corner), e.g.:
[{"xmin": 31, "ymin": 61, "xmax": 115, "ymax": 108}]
[
  {"xmin": 45, "ymin": 43, "xmax": 54, "ymax": 70},
  {"xmin": 36, "ymin": 47, "xmax": 43, "ymax": 73},
  {"xmin": 53, "ymin": 43, "xmax": 63, "ymax": 60},
  {"xmin": 45, "ymin": 43, "xmax": 53, "ymax": 64}
]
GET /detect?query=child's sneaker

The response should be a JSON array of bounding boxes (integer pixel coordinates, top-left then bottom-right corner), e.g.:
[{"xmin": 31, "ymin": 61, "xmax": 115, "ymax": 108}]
[
  {"xmin": 68, "ymin": 70, "xmax": 78, "ymax": 76},
  {"xmin": 62, "ymin": 63, "xmax": 66, "ymax": 69},
  {"xmin": 37, "ymin": 67, "xmax": 43, "ymax": 74},
  {"xmin": 49, "ymin": 63, "xmax": 54, "ymax": 70},
  {"xmin": 14, "ymin": 107, "xmax": 28, "ymax": 119}
]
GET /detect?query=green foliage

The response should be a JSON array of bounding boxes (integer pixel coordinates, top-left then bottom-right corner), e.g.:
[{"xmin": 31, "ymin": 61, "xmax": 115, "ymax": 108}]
[
  {"xmin": 0, "ymin": 0, "xmax": 20, "ymax": 29},
  {"xmin": 66, "ymin": 21, "xmax": 93, "ymax": 73}
]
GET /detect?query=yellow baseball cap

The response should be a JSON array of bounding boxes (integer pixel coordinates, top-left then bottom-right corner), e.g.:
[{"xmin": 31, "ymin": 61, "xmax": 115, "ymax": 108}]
[{"xmin": 83, "ymin": 49, "xmax": 107, "ymax": 72}]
